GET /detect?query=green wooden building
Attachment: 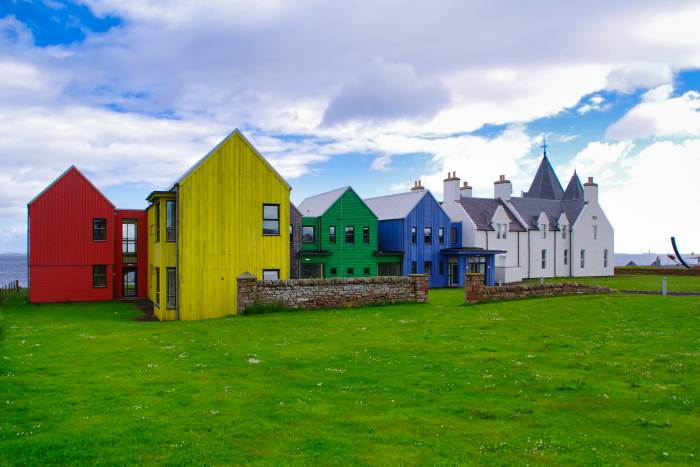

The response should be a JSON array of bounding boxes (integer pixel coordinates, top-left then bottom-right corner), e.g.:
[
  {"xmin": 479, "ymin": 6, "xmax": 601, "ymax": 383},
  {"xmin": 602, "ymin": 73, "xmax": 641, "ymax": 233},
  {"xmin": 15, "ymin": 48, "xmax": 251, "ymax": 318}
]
[{"xmin": 296, "ymin": 186, "xmax": 402, "ymax": 278}]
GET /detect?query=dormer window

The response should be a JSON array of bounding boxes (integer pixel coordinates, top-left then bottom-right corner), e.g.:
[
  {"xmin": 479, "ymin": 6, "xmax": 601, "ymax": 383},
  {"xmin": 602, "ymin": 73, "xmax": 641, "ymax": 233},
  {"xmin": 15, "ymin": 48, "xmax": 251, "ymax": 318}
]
[{"xmin": 496, "ymin": 223, "xmax": 508, "ymax": 240}]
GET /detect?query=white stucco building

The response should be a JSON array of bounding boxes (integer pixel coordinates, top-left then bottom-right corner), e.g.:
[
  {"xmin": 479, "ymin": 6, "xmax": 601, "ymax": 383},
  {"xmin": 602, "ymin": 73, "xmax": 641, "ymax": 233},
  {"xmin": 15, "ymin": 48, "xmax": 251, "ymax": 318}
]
[{"xmin": 442, "ymin": 153, "xmax": 614, "ymax": 283}]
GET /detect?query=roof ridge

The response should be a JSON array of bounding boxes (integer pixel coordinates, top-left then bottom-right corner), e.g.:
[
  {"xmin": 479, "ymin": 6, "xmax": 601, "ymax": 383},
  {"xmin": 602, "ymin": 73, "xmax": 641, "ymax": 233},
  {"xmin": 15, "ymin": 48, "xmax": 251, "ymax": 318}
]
[
  {"xmin": 299, "ymin": 185, "xmax": 350, "ymax": 203},
  {"xmin": 364, "ymin": 190, "xmax": 426, "ymax": 201}
]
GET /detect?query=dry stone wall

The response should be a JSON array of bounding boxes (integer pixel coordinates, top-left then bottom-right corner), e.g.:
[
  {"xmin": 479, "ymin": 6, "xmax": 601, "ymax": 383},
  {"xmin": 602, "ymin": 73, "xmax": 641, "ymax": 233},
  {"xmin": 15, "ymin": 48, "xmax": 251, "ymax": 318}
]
[
  {"xmin": 465, "ymin": 273, "xmax": 616, "ymax": 304},
  {"xmin": 237, "ymin": 273, "xmax": 428, "ymax": 313}
]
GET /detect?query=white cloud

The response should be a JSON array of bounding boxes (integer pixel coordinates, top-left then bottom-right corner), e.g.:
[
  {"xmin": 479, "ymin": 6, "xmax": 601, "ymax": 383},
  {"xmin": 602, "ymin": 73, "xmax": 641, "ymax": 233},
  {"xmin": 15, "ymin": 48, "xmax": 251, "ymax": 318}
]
[
  {"xmin": 606, "ymin": 85, "xmax": 700, "ymax": 139},
  {"xmin": 557, "ymin": 141, "xmax": 635, "ymax": 187},
  {"xmin": 577, "ymin": 94, "xmax": 608, "ymax": 114},
  {"xmin": 605, "ymin": 65, "xmax": 673, "ymax": 93}
]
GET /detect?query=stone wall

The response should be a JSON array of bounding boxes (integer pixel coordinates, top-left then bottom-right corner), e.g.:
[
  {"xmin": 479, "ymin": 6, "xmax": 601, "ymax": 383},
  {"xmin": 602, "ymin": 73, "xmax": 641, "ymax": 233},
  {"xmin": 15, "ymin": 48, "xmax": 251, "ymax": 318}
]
[
  {"xmin": 614, "ymin": 266, "xmax": 700, "ymax": 276},
  {"xmin": 465, "ymin": 273, "xmax": 616, "ymax": 304},
  {"xmin": 237, "ymin": 273, "xmax": 429, "ymax": 313}
]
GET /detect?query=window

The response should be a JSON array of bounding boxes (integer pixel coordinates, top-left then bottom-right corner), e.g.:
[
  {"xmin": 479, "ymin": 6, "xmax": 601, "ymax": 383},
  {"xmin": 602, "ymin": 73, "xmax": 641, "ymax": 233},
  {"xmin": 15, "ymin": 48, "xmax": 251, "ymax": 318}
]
[
  {"xmin": 363, "ymin": 267, "xmax": 370, "ymax": 275},
  {"xmin": 424, "ymin": 261, "xmax": 432, "ymax": 275},
  {"xmin": 563, "ymin": 249, "xmax": 569, "ymax": 266},
  {"xmin": 439, "ymin": 261, "xmax": 444, "ymax": 274},
  {"xmin": 330, "ymin": 267, "xmax": 337, "ymax": 275},
  {"xmin": 122, "ymin": 220, "xmax": 137, "ymax": 263},
  {"xmin": 262, "ymin": 204, "xmax": 279, "ymax": 236},
  {"xmin": 593, "ymin": 224, "xmax": 598, "ymax": 240},
  {"xmin": 302, "ymin": 226, "xmax": 315, "ymax": 243},
  {"xmin": 438, "ymin": 227, "xmax": 445, "ymax": 244},
  {"xmin": 262, "ymin": 269, "xmax": 280, "ymax": 281},
  {"xmin": 363, "ymin": 226, "xmax": 370, "ymax": 244},
  {"xmin": 149, "ymin": 265, "xmax": 153, "ymax": 289},
  {"xmin": 347, "ymin": 267, "xmax": 354, "ymax": 275},
  {"xmin": 496, "ymin": 223, "xmax": 501, "ymax": 239},
  {"xmin": 603, "ymin": 249, "xmax": 609, "ymax": 268},
  {"xmin": 345, "ymin": 226, "xmax": 355, "ymax": 243},
  {"xmin": 541, "ymin": 249, "xmax": 547, "ymax": 269},
  {"xmin": 166, "ymin": 268, "xmax": 177, "ymax": 308},
  {"xmin": 378, "ymin": 262, "xmax": 401, "ymax": 276},
  {"xmin": 92, "ymin": 218, "xmax": 106, "ymax": 241},
  {"xmin": 329, "ymin": 226, "xmax": 336, "ymax": 243},
  {"xmin": 155, "ymin": 203, "xmax": 160, "ymax": 243},
  {"xmin": 562, "ymin": 226, "xmax": 567, "ymax": 239},
  {"xmin": 166, "ymin": 200, "xmax": 176, "ymax": 242},
  {"xmin": 289, "ymin": 225, "xmax": 293, "ymax": 243},
  {"xmin": 450, "ymin": 227, "xmax": 458, "ymax": 244},
  {"xmin": 424, "ymin": 227, "xmax": 432, "ymax": 244},
  {"xmin": 580, "ymin": 249, "xmax": 586, "ymax": 268},
  {"xmin": 155, "ymin": 267, "xmax": 160, "ymax": 306},
  {"xmin": 411, "ymin": 227, "xmax": 417, "ymax": 244},
  {"xmin": 541, "ymin": 223, "xmax": 547, "ymax": 238},
  {"xmin": 411, "ymin": 261, "xmax": 417, "ymax": 274},
  {"xmin": 92, "ymin": 265, "xmax": 106, "ymax": 288},
  {"xmin": 502, "ymin": 223, "xmax": 508, "ymax": 239}
]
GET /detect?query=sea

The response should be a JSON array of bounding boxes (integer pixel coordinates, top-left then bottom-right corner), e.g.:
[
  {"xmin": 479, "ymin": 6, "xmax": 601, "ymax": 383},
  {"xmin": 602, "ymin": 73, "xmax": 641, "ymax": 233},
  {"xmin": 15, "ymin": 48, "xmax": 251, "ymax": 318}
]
[{"xmin": 0, "ymin": 254, "xmax": 28, "ymax": 287}]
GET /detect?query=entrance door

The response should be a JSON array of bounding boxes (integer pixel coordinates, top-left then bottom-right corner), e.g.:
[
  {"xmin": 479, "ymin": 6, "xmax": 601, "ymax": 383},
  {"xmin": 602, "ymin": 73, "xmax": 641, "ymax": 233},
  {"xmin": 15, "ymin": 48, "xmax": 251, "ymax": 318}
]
[
  {"xmin": 448, "ymin": 263, "xmax": 459, "ymax": 287},
  {"xmin": 123, "ymin": 268, "xmax": 137, "ymax": 297}
]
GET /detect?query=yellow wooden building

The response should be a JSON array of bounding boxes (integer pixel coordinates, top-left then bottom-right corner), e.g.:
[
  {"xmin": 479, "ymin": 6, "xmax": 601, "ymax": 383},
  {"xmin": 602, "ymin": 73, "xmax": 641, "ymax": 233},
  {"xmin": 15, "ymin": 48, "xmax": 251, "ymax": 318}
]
[{"xmin": 147, "ymin": 129, "xmax": 291, "ymax": 320}]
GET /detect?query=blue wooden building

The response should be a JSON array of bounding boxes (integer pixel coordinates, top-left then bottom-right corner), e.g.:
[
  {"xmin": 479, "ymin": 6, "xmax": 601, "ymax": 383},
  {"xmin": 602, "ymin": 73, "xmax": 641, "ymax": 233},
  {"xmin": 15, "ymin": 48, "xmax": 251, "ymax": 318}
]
[{"xmin": 365, "ymin": 183, "xmax": 501, "ymax": 287}]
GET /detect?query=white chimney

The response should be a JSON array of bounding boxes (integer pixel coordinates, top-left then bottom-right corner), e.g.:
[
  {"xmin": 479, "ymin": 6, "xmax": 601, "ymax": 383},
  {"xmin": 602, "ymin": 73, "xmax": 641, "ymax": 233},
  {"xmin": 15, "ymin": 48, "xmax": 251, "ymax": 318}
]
[
  {"xmin": 410, "ymin": 180, "xmax": 425, "ymax": 192},
  {"xmin": 494, "ymin": 175, "xmax": 512, "ymax": 201},
  {"xmin": 443, "ymin": 171, "xmax": 460, "ymax": 202},
  {"xmin": 584, "ymin": 176, "xmax": 598, "ymax": 204},
  {"xmin": 460, "ymin": 181, "xmax": 472, "ymax": 198}
]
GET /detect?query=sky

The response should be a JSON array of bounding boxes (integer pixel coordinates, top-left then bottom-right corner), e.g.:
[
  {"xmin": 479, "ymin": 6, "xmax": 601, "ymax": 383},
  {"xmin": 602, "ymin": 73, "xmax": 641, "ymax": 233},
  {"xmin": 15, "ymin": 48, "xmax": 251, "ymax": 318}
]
[{"xmin": 0, "ymin": 0, "xmax": 699, "ymax": 255}]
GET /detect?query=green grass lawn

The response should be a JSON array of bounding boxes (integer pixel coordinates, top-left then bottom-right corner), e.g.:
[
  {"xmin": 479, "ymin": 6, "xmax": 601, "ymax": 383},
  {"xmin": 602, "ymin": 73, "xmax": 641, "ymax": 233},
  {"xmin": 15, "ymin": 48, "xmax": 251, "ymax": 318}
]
[
  {"xmin": 526, "ymin": 274, "xmax": 700, "ymax": 293},
  {"xmin": 1, "ymin": 290, "xmax": 699, "ymax": 465}
]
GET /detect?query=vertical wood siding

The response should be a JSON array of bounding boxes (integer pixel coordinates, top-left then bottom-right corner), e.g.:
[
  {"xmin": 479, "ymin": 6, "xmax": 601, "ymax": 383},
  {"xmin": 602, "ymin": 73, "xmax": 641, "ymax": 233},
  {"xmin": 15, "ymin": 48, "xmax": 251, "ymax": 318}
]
[
  {"xmin": 28, "ymin": 168, "xmax": 115, "ymax": 302},
  {"xmin": 301, "ymin": 189, "xmax": 379, "ymax": 277},
  {"xmin": 147, "ymin": 197, "xmax": 177, "ymax": 321},
  {"xmin": 177, "ymin": 132, "xmax": 290, "ymax": 320}
]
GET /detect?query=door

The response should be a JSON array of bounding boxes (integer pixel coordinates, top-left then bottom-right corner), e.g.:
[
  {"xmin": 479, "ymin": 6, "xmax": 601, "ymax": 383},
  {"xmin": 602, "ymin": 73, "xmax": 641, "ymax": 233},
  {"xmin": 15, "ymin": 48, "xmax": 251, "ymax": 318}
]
[
  {"xmin": 448, "ymin": 263, "xmax": 459, "ymax": 287},
  {"xmin": 122, "ymin": 268, "xmax": 137, "ymax": 297}
]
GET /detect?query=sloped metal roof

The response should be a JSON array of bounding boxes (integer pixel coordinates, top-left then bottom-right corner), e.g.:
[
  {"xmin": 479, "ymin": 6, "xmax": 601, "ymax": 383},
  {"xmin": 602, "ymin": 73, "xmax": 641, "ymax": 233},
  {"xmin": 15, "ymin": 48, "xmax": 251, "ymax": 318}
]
[
  {"xmin": 364, "ymin": 190, "xmax": 428, "ymax": 220},
  {"xmin": 297, "ymin": 186, "xmax": 350, "ymax": 217},
  {"xmin": 562, "ymin": 171, "xmax": 584, "ymax": 200}
]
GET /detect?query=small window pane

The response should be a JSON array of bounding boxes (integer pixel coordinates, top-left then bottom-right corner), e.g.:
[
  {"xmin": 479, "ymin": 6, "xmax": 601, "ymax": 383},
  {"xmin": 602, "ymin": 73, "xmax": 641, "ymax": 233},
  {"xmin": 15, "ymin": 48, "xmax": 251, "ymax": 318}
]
[
  {"xmin": 262, "ymin": 204, "xmax": 279, "ymax": 235},
  {"xmin": 347, "ymin": 267, "xmax": 354, "ymax": 275},
  {"xmin": 302, "ymin": 226, "xmax": 315, "ymax": 243},
  {"xmin": 329, "ymin": 226, "xmax": 336, "ymax": 243},
  {"xmin": 166, "ymin": 268, "xmax": 177, "ymax": 308},
  {"xmin": 263, "ymin": 205, "xmax": 279, "ymax": 220},
  {"xmin": 166, "ymin": 200, "xmax": 176, "ymax": 242},
  {"xmin": 363, "ymin": 226, "xmax": 369, "ymax": 244},
  {"xmin": 93, "ymin": 219, "xmax": 106, "ymax": 241},
  {"xmin": 92, "ymin": 265, "xmax": 107, "ymax": 288},
  {"xmin": 263, "ymin": 269, "xmax": 280, "ymax": 281},
  {"xmin": 424, "ymin": 261, "xmax": 432, "ymax": 275}
]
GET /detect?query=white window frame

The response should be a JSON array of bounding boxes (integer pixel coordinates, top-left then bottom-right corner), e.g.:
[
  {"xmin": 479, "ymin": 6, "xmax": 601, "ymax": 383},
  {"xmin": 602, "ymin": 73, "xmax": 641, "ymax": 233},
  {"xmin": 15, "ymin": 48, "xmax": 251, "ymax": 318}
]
[{"xmin": 262, "ymin": 269, "xmax": 280, "ymax": 281}]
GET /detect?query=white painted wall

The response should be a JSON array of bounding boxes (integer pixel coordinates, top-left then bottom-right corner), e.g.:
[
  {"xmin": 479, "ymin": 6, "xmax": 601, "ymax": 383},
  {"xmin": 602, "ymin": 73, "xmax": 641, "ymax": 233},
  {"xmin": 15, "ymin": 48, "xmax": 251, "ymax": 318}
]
[{"xmin": 571, "ymin": 201, "xmax": 615, "ymax": 277}]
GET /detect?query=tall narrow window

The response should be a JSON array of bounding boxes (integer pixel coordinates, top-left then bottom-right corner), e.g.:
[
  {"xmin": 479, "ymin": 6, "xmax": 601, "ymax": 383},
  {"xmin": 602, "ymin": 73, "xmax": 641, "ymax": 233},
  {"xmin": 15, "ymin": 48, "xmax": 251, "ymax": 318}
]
[
  {"xmin": 439, "ymin": 261, "xmax": 444, "ymax": 274},
  {"xmin": 503, "ymin": 223, "xmax": 508, "ymax": 239},
  {"xmin": 345, "ymin": 226, "xmax": 355, "ymax": 243},
  {"xmin": 166, "ymin": 200, "xmax": 176, "ymax": 241},
  {"xmin": 166, "ymin": 268, "xmax": 176, "ymax": 309},
  {"xmin": 580, "ymin": 249, "xmax": 586, "ymax": 268},
  {"xmin": 289, "ymin": 224, "xmax": 293, "ymax": 243},
  {"xmin": 424, "ymin": 261, "xmax": 432, "ymax": 275},
  {"xmin": 262, "ymin": 204, "xmax": 280, "ymax": 235},
  {"xmin": 541, "ymin": 249, "xmax": 547, "ymax": 269},
  {"xmin": 603, "ymin": 249, "xmax": 609, "ymax": 268},
  {"xmin": 92, "ymin": 265, "xmax": 106, "ymax": 288},
  {"xmin": 122, "ymin": 220, "xmax": 137, "ymax": 263},
  {"xmin": 155, "ymin": 267, "xmax": 160, "ymax": 306},
  {"xmin": 424, "ymin": 227, "xmax": 432, "ymax": 244},
  {"xmin": 329, "ymin": 226, "xmax": 336, "ymax": 243},
  {"xmin": 302, "ymin": 226, "xmax": 315, "ymax": 243},
  {"xmin": 363, "ymin": 226, "xmax": 370, "ymax": 244},
  {"xmin": 562, "ymin": 226, "xmax": 567, "ymax": 239},
  {"xmin": 411, "ymin": 261, "xmax": 417, "ymax": 274},
  {"xmin": 450, "ymin": 227, "xmax": 457, "ymax": 244},
  {"xmin": 541, "ymin": 223, "xmax": 547, "ymax": 239},
  {"xmin": 563, "ymin": 249, "xmax": 569, "ymax": 266},
  {"xmin": 496, "ymin": 223, "xmax": 502, "ymax": 239},
  {"xmin": 438, "ymin": 227, "xmax": 445, "ymax": 244},
  {"xmin": 411, "ymin": 227, "xmax": 417, "ymax": 244},
  {"xmin": 92, "ymin": 218, "xmax": 106, "ymax": 241},
  {"xmin": 155, "ymin": 203, "xmax": 161, "ymax": 243},
  {"xmin": 593, "ymin": 225, "xmax": 598, "ymax": 240}
]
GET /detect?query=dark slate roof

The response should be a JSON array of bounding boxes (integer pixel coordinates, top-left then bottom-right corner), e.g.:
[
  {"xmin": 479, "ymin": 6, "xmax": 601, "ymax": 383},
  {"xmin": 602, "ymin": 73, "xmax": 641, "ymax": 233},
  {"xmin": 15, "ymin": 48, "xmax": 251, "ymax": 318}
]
[
  {"xmin": 562, "ymin": 171, "xmax": 584, "ymax": 200},
  {"xmin": 524, "ymin": 155, "xmax": 564, "ymax": 200},
  {"xmin": 509, "ymin": 196, "xmax": 584, "ymax": 230},
  {"xmin": 458, "ymin": 197, "xmax": 526, "ymax": 232}
]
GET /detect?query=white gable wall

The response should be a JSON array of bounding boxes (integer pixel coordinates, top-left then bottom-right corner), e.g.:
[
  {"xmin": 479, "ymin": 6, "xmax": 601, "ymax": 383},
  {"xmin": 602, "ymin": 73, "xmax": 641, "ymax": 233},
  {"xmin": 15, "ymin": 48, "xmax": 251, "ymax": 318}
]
[
  {"xmin": 571, "ymin": 201, "xmax": 614, "ymax": 277},
  {"xmin": 489, "ymin": 206, "xmax": 524, "ymax": 283}
]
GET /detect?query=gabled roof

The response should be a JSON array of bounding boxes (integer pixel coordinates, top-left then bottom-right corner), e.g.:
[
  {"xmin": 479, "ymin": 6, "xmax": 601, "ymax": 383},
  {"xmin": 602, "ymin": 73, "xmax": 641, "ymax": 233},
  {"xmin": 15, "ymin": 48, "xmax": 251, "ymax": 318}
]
[
  {"xmin": 364, "ymin": 190, "xmax": 429, "ymax": 220},
  {"xmin": 27, "ymin": 165, "xmax": 115, "ymax": 208},
  {"xmin": 524, "ymin": 155, "xmax": 564, "ymax": 200},
  {"xmin": 297, "ymin": 186, "xmax": 350, "ymax": 217},
  {"xmin": 173, "ymin": 128, "xmax": 291, "ymax": 190},
  {"xmin": 562, "ymin": 171, "xmax": 584, "ymax": 200},
  {"xmin": 458, "ymin": 197, "xmax": 526, "ymax": 232},
  {"xmin": 509, "ymin": 196, "xmax": 584, "ymax": 230}
]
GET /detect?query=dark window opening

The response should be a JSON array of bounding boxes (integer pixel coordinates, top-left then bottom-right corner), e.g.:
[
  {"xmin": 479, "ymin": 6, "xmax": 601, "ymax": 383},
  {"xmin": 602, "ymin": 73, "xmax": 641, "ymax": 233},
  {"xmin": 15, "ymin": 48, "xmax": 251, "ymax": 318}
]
[
  {"xmin": 450, "ymin": 227, "xmax": 458, "ymax": 244},
  {"xmin": 424, "ymin": 227, "xmax": 432, "ymax": 244},
  {"xmin": 166, "ymin": 268, "xmax": 176, "ymax": 308},
  {"xmin": 439, "ymin": 261, "xmax": 444, "ymax": 274},
  {"xmin": 411, "ymin": 261, "xmax": 417, "ymax": 274},
  {"xmin": 378, "ymin": 262, "xmax": 401, "ymax": 276},
  {"xmin": 438, "ymin": 227, "xmax": 445, "ymax": 244},
  {"xmin": 92, "ymin": 218, "xmax": 106, "ymax": 241},
  {"xmin": 155, "ymin": 267, "xmax": 160, "ymax": 306},
  {"xmin": 347, "ymin": 267, "xmax": 354, "ymax": 275},
  {"xmin": 302, "ymin": 226, "xmax": 315, "ymax": 243},
  {"xmin": 263, "ymin": 204, "xmax": 280, "ymax": 235},
  {"xmin": 363, "ymin": 267, "xmax": 370, "ymax": 275},
  {"xmin": 330, "ymin": 267, "xmax": 337, "ymax": 275},
  {"xmin": 289, "ymin": 224, "xmax": 293, "ymax": 243},
  {"xmin": 92, "ymin": 265, "xmax": 106, "ymax": 288},
  {"xmin": 345, "ymin": 226, "xmax": 355, "ymax": 243},
  {"xmin": 363, "ymin": 226, "xmax": 370, "ymax": 244},
  {"xmin": 155, "ymin": 203, "xmax": 160, "ymax": 243},
  {"xmin": 424, "ymin": 261, "xmax": 432, "ymax": 275},
  {"xmin": 411, "ymin": 227, "xmax": 417, "ymax": 244},
  {"xmin": 329, "ymin": 226, "xmax": 336, "ymax": 243},
  {"xmin": 166, "ymin": 200, "xmax": 176, "ymax": 242}
]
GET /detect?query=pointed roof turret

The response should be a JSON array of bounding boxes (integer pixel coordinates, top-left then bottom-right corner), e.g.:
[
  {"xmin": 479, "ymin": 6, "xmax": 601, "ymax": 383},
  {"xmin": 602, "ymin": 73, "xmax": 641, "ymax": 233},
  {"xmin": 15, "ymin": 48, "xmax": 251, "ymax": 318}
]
[
  {"xmin": 524, "ymin": 154, "xmax": 564, "ymax": 200},
  {"xmin": 562, "ymin": 171, "xmax": 584, "ymax": 200}
]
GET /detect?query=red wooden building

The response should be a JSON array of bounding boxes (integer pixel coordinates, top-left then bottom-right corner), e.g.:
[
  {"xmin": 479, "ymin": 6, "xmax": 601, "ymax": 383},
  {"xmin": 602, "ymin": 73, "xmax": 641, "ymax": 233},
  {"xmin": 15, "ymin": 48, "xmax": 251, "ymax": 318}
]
[{"xmin": 28, "ymin": 166, "xmax": 148, "ymax": 303}]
